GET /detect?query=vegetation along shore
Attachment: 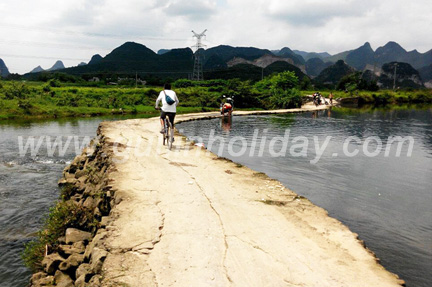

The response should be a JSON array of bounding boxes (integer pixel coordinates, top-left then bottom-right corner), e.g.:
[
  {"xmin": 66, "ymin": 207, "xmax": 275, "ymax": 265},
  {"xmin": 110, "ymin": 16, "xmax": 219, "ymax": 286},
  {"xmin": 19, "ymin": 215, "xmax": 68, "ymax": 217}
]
[{"xmin": 0, "ymin": 75, "xmax": 431, "ymax": 121}]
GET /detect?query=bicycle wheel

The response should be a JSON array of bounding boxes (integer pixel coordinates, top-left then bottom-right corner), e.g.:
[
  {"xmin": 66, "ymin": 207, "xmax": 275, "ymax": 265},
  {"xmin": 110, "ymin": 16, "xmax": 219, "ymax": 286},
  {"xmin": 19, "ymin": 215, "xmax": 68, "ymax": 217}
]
[
  {"xmin": 162, "ymin": 119, "xmax": 168, "ymax": 146},
  {"xmin": 167, "ymin": 120, "xmax": 173, "ymax": 150}
]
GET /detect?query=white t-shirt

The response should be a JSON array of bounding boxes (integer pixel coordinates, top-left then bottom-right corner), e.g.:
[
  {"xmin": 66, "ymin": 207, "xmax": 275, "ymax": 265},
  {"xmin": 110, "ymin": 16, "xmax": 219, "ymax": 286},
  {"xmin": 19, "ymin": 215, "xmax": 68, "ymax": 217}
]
[{"xmin": 155, "ymin": 89, "xmax": 179, "ymax": 113}]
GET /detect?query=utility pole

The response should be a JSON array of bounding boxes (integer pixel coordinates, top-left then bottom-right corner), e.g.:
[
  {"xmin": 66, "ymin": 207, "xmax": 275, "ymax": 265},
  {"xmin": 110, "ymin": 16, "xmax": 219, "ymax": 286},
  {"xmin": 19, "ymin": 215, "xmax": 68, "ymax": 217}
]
[
  {"xmin": 191, "ymin": 29, "xmax": 207, "ymax": 81},
  {"xmin": 135, "ymin": 71, "xmax": 138, "ymax": 89},
  {"xmin": 393, "ymin": 63, "xmax": 398, "ymax": 90}
]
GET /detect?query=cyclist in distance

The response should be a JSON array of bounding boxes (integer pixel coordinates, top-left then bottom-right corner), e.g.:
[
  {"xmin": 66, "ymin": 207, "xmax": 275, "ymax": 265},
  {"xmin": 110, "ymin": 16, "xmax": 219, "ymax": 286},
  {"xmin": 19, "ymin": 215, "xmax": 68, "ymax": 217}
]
[{"xmin": 155, "ymin": 83, "xmax": 179, "ymax": 133}]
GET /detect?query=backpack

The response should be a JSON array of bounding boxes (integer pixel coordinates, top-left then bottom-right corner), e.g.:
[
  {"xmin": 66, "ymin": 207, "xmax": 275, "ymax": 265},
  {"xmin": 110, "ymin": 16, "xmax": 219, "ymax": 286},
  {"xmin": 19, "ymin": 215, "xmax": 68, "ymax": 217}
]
[{"xmin": 164, "ymin": 90, "xmax": 175, "ymax": 105}]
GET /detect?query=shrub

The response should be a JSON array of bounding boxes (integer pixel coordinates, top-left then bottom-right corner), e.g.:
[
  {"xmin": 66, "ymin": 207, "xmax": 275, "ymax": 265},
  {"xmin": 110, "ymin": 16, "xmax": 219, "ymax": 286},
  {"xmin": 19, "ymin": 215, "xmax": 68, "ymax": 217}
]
[
  {"xmin": 372, "ymin": 92, "xmax": 392, "ymax": 105},
  {"xmin": 22, "ymin": 200, "xmax": 97, "ymax": 271},
  {"xmin": 173, "ymin": 79, "xmax": 196, "ymax": 88},
  {"xmin": 18, "ymin": 99, "xmax": 33, "ymax": 114},
  {"xmin": 42, "ymin": 85, "xmax": 51, "ymax": 92},
  {"xmin": 269, "ymin": 88, "xmax": 302, "ymax": 109},
  {"xmin": 48, "ymin": 79, "xmax": 61, "ymax": 88},
  {"xmin": 4, "ymin": 82, "xmax": 30, "ymax": 99}
]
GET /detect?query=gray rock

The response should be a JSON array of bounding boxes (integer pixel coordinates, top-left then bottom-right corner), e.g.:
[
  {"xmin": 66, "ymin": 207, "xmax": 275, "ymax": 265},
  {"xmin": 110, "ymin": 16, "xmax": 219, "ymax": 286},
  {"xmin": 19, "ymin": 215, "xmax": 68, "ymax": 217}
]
[
  {"xmin": 54, "ymin": 270, "xmax": 74, "ymax": 287},
  {"xmin": 30, "ymin": 272, "xmax": 48, "ymax": 283},
  {"xmin": 75, "ymin": 169, "xmax": 87, "ymax": 179},
  {"xmin": 77, "ymin": 175, "xmax": 88, "ymax": 184},
  {"xmin": 73, "ymin": 241, "xmax": 86, "ymax": 252},
  {"xmin": 74, "ymin": 274, "xmax": 87, "ymax": 287},
  {"xmin": 58, "ymin": 253, "xmax": 84, "ymax": 271},
  {"xmin": 95, "ymin": 198, "xmax": 104, "ymax": 209},
  {"xmin": 67, "ymin": 253, "xmax": 85, "ymax": 267},
  {"xmin": 58, "ymin": 178, "xmax": 68, "ymax": 186},
  {"xmin": 58, "ymin": 236, "xmax": 66, "ymax": 244},
  {"xmin": 32, "ymin": 275, "xmax": 55, "ymax": 286},
  {"xmin": 90, "ymin": 247, "xmax": 108, "ymax": 273},
  {"xmin": 42, "ymin": 253, "xmax": 65, "ymax": 274},
  {"xmin": 88, "ymin": 275, "xmax": 102, "ymax": 286},
  {"xmin": 93, "ymin": 207, "xmax": 102, "ymax": 218},
  {"xmin": 100, "ymin": 216, "xmax": 110, "ymax": 227},
  {"xmin": 75, "ymin": 263, "xmax": 93, "ymax": 281},
  {"xmin": 84, "ymin": 228, "xmax": 107, "ymax": 261},
  {"xmin": 83, "ymin": 186, "xmax": 93, "ymax": 196},
  {"xmin": 83, "ymin": 197, "xmax": 96, "ymax": 209},
  {"xmin": 65, "ymin": 228, "xmax": 92, "ymax": 244}
]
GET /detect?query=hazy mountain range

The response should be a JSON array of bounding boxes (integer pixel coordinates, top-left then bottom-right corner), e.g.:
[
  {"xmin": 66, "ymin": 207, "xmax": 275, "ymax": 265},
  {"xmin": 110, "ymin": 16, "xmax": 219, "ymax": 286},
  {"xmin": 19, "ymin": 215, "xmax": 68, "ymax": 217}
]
[
  {"xmin": 29, "ymin": 60, "xmax": 66, "ymax": 73},
  {"xmin": 1, "ymin": 41, "xmax": 431, "ymax": 88}
]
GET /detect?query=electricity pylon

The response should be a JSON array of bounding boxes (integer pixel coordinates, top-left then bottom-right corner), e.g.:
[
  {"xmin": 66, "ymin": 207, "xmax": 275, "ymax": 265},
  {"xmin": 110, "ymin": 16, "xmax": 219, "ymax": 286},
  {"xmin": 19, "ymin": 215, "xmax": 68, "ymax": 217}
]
[{"xmin": 191, "ymin": 29, "xmax": 207, "ymax": 81}]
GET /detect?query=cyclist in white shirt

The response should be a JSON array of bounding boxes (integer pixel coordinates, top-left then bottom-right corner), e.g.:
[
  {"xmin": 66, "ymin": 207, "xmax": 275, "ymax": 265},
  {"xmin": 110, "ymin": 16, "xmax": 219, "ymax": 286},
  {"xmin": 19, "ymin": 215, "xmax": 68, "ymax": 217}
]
[{"xmin": 155, "ymin": 83, "xmax": 179, "ymax": 133}]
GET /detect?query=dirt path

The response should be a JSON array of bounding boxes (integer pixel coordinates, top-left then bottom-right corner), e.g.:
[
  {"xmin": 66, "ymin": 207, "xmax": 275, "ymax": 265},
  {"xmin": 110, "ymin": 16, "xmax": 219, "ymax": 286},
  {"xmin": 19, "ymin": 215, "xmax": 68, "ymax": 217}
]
[{"xmin": 97, "ymin": 105, "xmax": 404, "ymax": 286}]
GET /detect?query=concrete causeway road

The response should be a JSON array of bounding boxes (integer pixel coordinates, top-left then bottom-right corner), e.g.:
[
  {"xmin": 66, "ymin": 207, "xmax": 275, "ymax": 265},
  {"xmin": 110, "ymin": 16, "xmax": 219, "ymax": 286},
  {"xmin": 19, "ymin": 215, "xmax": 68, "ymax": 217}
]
[{"xmin": 96, "ymin": 105, "xmax": 404, "ymax": 286}]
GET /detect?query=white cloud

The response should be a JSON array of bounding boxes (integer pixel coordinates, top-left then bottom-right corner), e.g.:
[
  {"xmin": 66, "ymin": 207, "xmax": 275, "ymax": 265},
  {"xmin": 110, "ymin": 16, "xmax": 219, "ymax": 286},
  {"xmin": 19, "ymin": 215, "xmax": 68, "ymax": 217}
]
[
  {"xmin": 0, "ymin": 0, "xmax": 431, "ymax": 74},
  {"xmin": 265, "ymin": 0, "xmax": 377, "ymax": 26},
  {"xmin": 163, "ymin": 0, "xmax": 217, "ymax": 19}
]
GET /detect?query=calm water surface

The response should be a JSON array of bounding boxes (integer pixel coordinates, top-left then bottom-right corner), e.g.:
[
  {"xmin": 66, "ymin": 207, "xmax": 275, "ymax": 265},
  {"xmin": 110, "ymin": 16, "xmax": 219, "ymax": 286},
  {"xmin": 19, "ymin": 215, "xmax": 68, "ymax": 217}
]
[
  {"xmin": 177, "ymin": 107, "xmax": 432, "ymax": 287},
  {"xmin": 0, "ymin": 108, "xmax": 431, "ymax": 287}
]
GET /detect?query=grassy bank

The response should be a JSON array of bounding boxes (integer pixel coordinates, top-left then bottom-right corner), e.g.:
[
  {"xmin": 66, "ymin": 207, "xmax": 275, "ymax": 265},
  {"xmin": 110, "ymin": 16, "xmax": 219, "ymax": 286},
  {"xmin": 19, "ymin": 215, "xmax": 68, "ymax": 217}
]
[
  {"xmin": 1, "ymin": 79, "xmax": 431, "ymax": 121},
  {"xmin": 0, "ymin": 81, "xmax": 216, "ymax": 121},
  {"xmin": 301, "ymin": 89, "xmax": 432, "ymax": 105}
]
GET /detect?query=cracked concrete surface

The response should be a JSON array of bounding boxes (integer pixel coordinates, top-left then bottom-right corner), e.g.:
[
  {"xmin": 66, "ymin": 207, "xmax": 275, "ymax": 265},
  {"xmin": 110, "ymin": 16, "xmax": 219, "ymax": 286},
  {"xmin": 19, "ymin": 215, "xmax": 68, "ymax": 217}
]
[{"xmin": 97, "ymin": 106, "xmax": 404, "ymax": 287}]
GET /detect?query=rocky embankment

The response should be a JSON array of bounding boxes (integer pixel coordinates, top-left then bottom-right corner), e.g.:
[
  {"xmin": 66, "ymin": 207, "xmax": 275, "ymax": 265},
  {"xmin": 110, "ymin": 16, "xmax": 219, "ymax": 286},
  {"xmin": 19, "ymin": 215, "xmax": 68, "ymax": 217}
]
[{"xmin": 30, "ymin": 128, "xmax": 117, "ymax": 287}]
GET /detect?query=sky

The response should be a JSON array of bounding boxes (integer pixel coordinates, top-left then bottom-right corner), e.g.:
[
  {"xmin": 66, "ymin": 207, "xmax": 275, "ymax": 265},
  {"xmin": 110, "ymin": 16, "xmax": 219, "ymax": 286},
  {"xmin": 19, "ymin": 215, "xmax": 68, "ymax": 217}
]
[{"xmin": 1, "ymin": 0, "xmax": 431, "ymax": 74}]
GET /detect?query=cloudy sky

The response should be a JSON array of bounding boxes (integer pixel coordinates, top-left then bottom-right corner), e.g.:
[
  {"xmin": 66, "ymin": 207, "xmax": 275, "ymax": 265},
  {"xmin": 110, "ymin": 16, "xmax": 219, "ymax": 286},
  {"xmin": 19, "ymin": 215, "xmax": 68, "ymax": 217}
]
[{"xmin": 1, "ymin": 0, "xmax": 431, "ymax": 74}]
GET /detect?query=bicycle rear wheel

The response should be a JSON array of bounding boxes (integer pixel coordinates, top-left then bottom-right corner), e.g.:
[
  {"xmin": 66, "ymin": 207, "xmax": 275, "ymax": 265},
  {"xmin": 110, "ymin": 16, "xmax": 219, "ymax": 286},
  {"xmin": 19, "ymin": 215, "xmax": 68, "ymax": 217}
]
[
  {"xmin": 162, "ymin": 119, "xmax": 168, "ymax": 146},
  {"xmin": 167, "ymin": 120, "xmax": 174, "ymax": 150}
]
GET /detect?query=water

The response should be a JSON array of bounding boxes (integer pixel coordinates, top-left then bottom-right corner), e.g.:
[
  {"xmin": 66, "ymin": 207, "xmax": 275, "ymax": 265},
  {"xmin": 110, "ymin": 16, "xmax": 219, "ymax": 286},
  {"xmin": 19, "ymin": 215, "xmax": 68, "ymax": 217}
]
[
  {"xmin": 0, "ymin": 116, "xmax": 131, "ymax": 287},
  {"xmin": 177, "ymin": 107, "xmax": 432, "ymax": 287},
  {"xmin": 0, "ymin": 109, "xmax": 430, "ymax": 287}
]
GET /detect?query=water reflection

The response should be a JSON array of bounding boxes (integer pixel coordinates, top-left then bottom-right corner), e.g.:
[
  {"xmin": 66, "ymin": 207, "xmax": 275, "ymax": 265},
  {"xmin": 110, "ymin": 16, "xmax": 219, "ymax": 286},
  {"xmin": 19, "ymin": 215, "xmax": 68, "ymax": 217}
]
[
  {"xmin": 221, "ymin": 116, "xmax": 232, "ymax": 132},
  {"xmin": 177, "ymin": 106, "xmax": 432, "ymax": 287}
]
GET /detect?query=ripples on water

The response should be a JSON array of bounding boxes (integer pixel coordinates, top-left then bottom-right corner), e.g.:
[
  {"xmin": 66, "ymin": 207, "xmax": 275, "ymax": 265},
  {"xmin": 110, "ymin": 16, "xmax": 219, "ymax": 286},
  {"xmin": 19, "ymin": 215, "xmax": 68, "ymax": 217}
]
[
  {"xmin": 178, "ymin": 107, "xmax": 432, "ymax": 287},
  {"xmin": 0, "ymin": 119, "xmax": 104, "ymax": 287}
]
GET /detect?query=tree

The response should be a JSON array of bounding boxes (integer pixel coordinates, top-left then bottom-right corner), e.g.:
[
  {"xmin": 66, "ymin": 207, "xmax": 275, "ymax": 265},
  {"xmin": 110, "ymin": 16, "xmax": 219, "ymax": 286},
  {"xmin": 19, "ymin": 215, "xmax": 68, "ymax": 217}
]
[
  {"xmin": 269, "ymin": 71, "xmax": 299, "ymax": 90},
  {"xmin": 255, "ymin": 71, "xmax": 302, "ymax": 108},
  {"xmin": 337, "ymin": 72, "xmax": 379, "ymax": 93}
]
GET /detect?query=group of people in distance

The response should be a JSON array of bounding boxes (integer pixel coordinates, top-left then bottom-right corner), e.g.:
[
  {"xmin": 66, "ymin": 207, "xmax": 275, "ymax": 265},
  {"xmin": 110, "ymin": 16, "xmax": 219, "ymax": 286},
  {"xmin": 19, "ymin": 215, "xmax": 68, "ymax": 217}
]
[{"xmin": 313, "ymin": 91, "xmax": 333, "ymax": 106}]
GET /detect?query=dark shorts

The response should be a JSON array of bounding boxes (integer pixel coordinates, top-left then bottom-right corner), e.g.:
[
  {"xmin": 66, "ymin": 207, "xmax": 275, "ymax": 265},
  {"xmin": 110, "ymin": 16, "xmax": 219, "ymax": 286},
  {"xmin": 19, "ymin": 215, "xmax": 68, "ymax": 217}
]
[{"xmin": 160, "ymin": 111, "xmax": 176, "ymax": 126}]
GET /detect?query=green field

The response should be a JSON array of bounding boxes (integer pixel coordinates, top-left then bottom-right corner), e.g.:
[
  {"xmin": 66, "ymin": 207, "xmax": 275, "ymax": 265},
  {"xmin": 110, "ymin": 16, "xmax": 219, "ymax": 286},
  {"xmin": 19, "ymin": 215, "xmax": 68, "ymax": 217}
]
[
  {"xmin": 0, "ymin": 77, "xmax": 431, "ymax": 121},
  {"xmin": 0, "ymin": 81, "xmax": 216, "ymax": 121}
]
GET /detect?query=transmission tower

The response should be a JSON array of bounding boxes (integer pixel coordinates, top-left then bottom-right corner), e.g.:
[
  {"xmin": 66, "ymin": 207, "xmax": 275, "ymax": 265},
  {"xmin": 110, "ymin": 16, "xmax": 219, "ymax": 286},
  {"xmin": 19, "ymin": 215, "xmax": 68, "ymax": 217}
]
[{"xmin": 191, "ymin": 29, "xmax": 207, "ymax": 81}]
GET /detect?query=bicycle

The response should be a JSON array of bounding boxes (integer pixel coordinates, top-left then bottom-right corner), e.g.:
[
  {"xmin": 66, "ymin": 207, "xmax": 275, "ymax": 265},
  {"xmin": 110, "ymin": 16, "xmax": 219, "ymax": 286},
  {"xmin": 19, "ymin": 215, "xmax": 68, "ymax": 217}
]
[
  {"xmin": 163, "ymin": 117, "xmax": 174, "ymax": 150},
  {"xmin": 156, "ymin": 108, "xmax": 174, "ymax": 150}
]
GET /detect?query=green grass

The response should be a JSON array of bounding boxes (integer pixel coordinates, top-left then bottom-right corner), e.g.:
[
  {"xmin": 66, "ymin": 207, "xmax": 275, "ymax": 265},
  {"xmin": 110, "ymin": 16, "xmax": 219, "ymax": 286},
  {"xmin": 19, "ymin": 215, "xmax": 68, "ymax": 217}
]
[
  {"xmin": 1, "ymin": 80, "xmax": 430, "ymax": 121},
  {"xmin": 22, "ymin": 199, "xmax": 97, "ymax": 272},
  {"xmin": 0, "ymin": 81, "xmax": 219, "ymax": 121},
  {"xmin": 301, "ymin": 89, "xmax": 432, "ymax": 104}
]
